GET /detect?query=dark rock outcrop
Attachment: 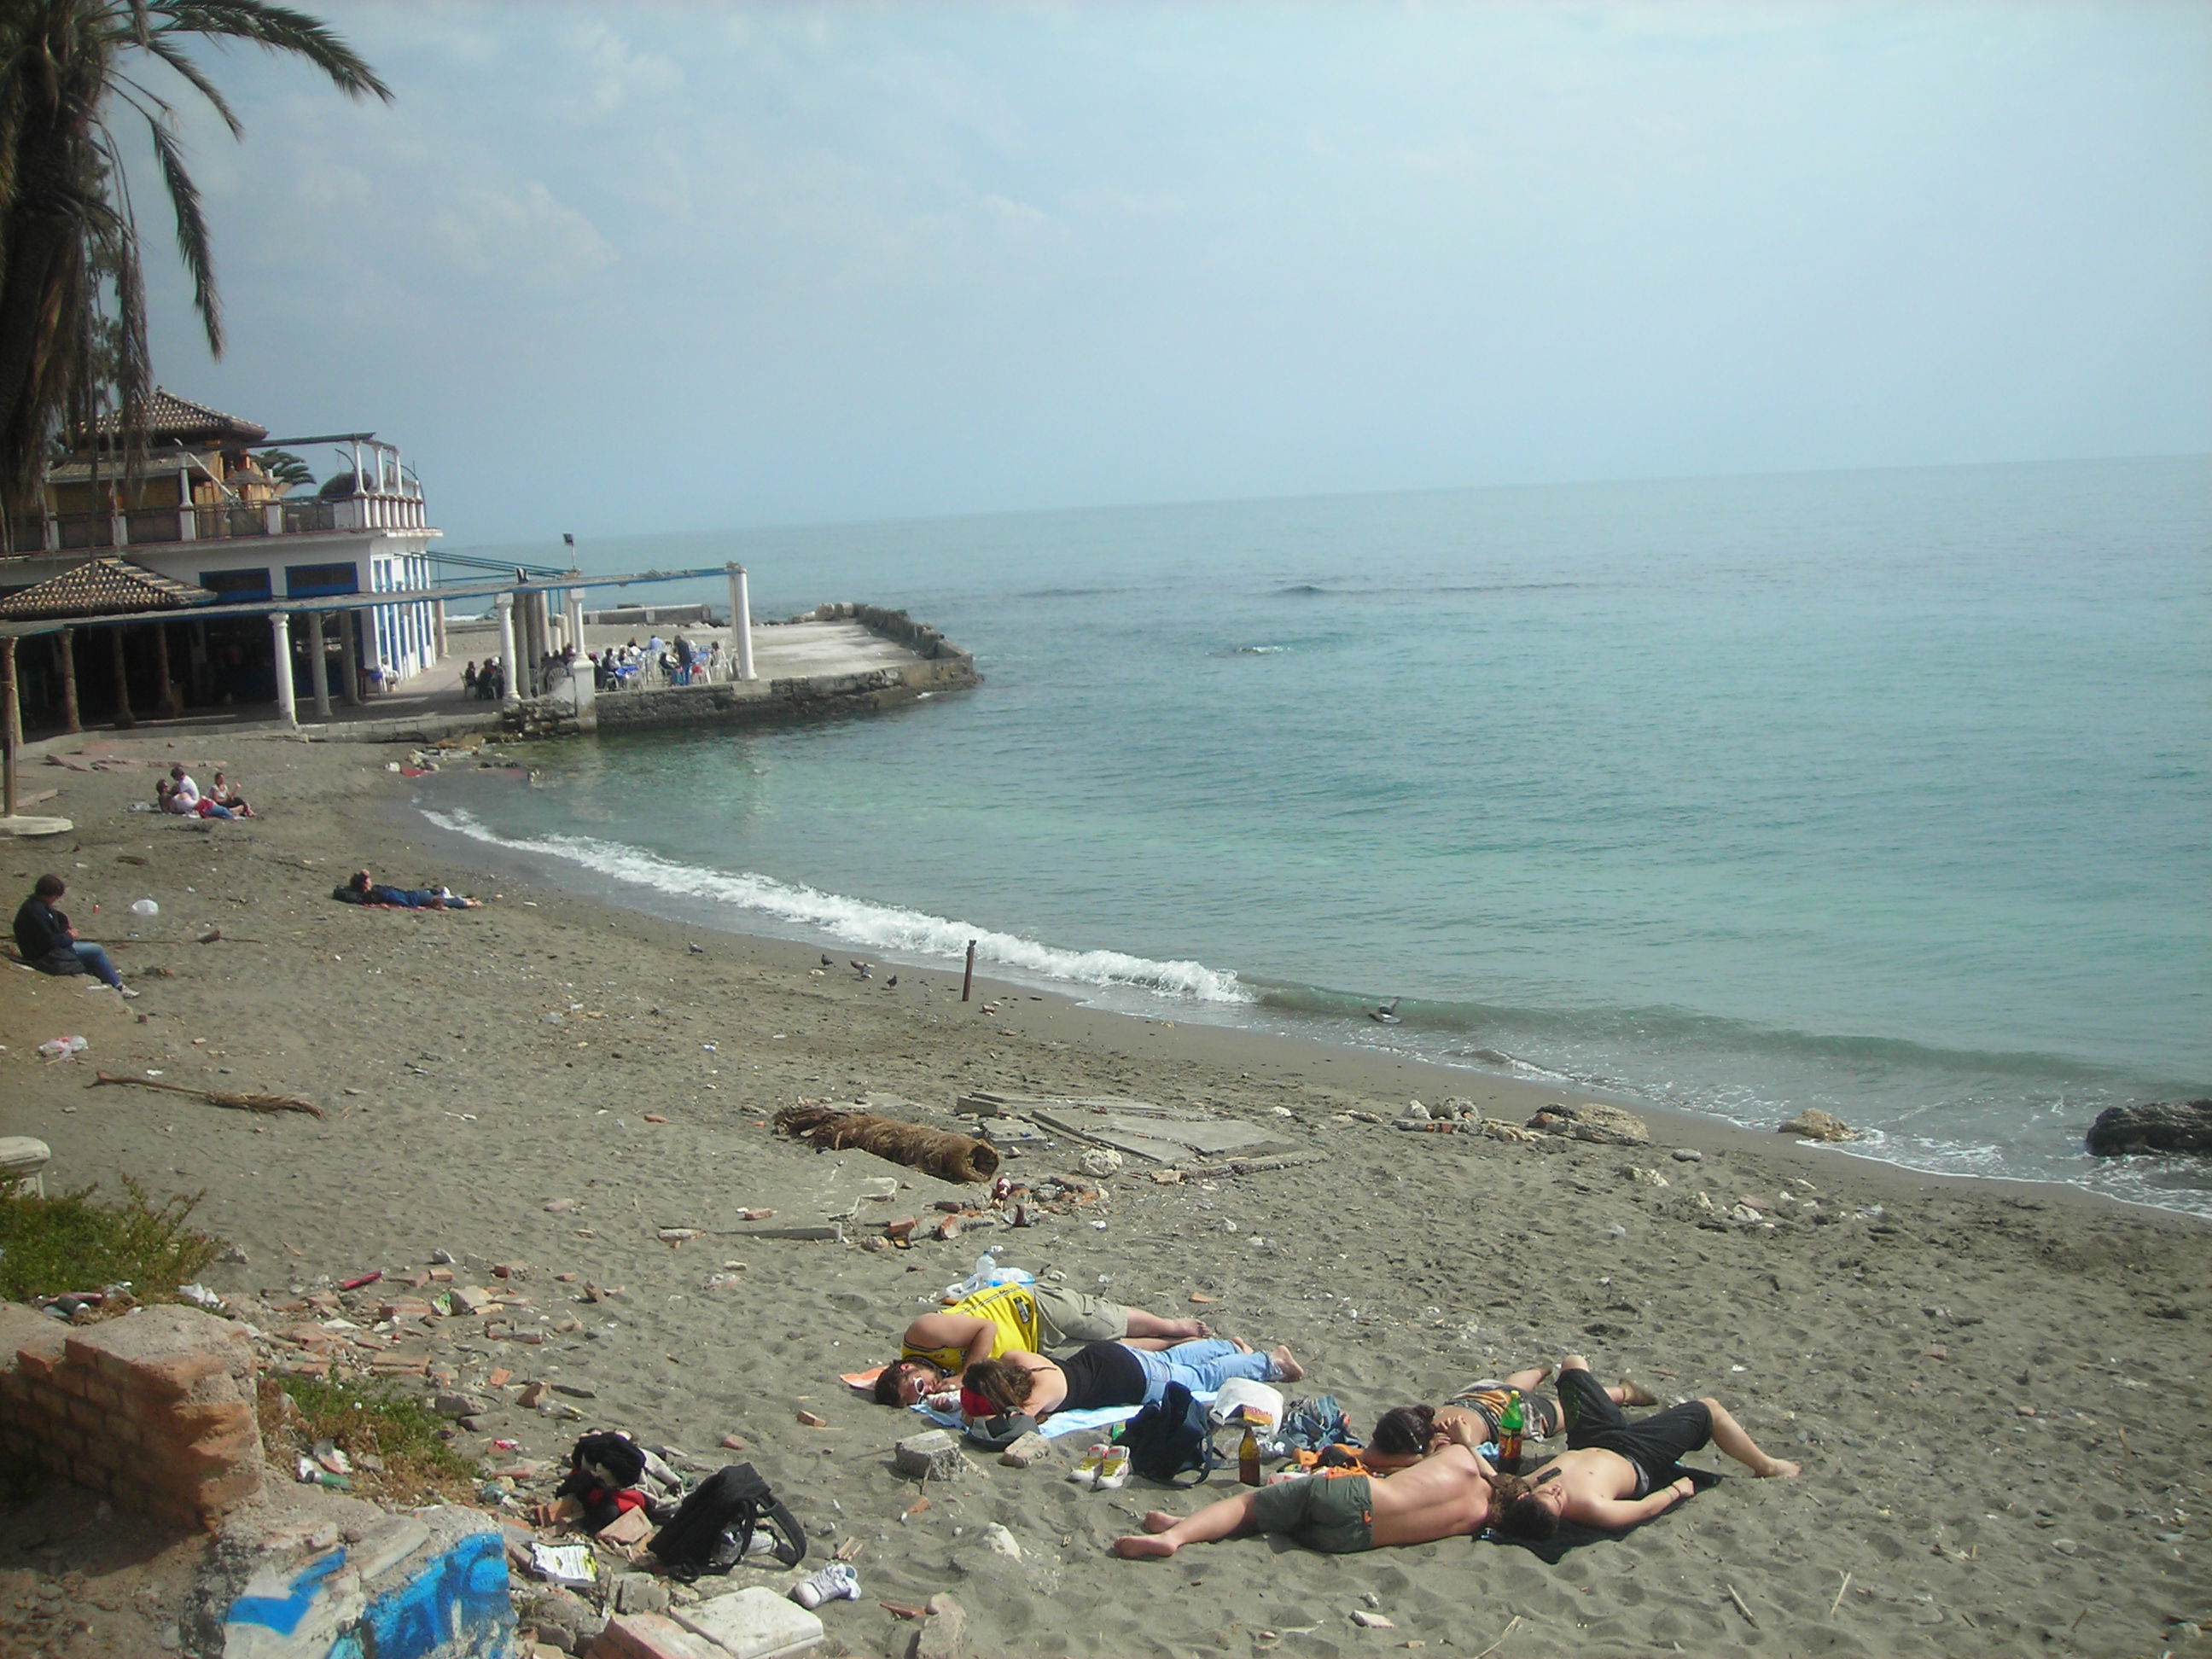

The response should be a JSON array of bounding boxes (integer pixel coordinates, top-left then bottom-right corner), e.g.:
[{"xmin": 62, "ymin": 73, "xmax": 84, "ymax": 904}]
[{"xmin": 2085, "ymin": 1099, "xmax": 2212, "ymax": 1157}]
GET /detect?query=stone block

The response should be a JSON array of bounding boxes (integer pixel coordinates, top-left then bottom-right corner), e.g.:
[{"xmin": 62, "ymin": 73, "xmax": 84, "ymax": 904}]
[
  {"xmin": 893, "ymin": 1429, "xmax": 966, "ymax": 1481},
  {"xmin": 611, "ymin": 1572, "xmax": 672, "ymax": 1615},
  {"xmin": 676, "ymin": 1587, "xmax": 824, "ymax": 1659},
  {"xmin": 996, "ymin": 1433, "xmax": 1051, "ymax": 1469},
  {"xmin": 908, "ymin": 1593, "xmax": 965, "ymax": 1659},
  {"xmin": 597, "ymin": 1505, "xmax": 655, "ymax": 1547},
  {"xmin": 586, "ymin": 1610, "xmax": 731, "ymax": 1659}
]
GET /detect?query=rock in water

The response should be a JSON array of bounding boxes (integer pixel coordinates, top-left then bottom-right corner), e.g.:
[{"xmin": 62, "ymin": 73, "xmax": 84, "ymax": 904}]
[
  {"xmin": 2086, "ymin": 1099, "xmax": 2212, "ymax": 1156},
  {"xmin": 1777, "ymin": 1109, "xmax": 1860, "ymax": 1142}
]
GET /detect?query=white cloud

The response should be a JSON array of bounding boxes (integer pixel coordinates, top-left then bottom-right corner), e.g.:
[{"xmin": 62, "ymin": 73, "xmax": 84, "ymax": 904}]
[{"xmin": 429, "ymin": 179, "xmax": 614, "ymax": 285}]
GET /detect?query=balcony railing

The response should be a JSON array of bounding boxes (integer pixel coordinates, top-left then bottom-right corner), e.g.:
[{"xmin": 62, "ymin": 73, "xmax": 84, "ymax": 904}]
[{"xmin": 3, "ymin": 492, "xmax": 422, "ymax": 556}]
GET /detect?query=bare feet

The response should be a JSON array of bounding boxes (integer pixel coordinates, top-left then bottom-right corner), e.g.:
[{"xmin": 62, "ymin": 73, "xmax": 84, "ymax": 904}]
[
  {"xmin": 1112, "ymin": 1523, "xmax": 1180, "ymax": 1558},
  {"xmin": 1141, "ymin": 1511, "xmax": 1179, "ymax": 1534},
  {"xmin": 1617, "ymin": 1378, "xmax": 1660, "ymax": 1408},
  {"xmin": 1269, "ymin": 1345, "xmax": 1304, "ymax": 1382},
  {"xmin": 1160, "ymin": 1318, "xmax": 1212, "ymax": 1341},
  {"xmin": 1756, "ymin": 1458, "xmax": 1802, "ymax": 1479},
  {"xmin": 1228, "ymin": 1336, "xmax": 1254, "ymax": 1353}
]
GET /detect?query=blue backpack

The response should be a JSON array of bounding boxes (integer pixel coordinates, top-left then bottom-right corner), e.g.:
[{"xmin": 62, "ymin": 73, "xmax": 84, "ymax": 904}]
[{"xmin": 1115, "ymin": 1382, "xmax": 1220, "ymax": 1485}]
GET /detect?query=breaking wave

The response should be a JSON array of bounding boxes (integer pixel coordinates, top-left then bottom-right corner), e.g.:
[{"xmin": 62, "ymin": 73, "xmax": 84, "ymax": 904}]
[{"xmin": 419, "ymin": 806, "xmax": 1254, "ymax": 1004}]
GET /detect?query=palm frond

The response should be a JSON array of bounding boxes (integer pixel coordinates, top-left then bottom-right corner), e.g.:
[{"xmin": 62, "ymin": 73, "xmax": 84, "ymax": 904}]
[
  {"xmin": 138, "ymin": 36, "xmax": 242, "ymax": 137},
  {"xmin": 140, "ymin": 108, "xmax": 218, "ymax": 354},
  {"xmin": 149, "ymin": 1, "xmax": 393, "ymax": 102}
]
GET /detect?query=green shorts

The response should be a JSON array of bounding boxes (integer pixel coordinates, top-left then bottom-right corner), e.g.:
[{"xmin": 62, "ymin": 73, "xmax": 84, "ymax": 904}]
[
  {"xmin": 1033, "ymin": 1287, "xmax": 1127, "ymax": 1348},
  {"xmin": 1248, "ymin": 1475, "xmax": 1375, "ymax": 1553}
]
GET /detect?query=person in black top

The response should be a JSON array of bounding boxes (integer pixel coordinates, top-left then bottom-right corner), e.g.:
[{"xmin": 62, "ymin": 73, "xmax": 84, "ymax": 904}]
[
  {"xmin": 13, "ymin": 876, "xmax": 134, "ymax": 996},
  {"xmin": 961, "ymin": 1337, "xmax": 1300, "ymax": 1422}
]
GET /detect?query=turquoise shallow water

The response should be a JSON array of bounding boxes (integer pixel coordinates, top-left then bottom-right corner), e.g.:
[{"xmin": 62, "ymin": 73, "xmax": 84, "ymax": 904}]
[{"xmin": 421, "ymin": 457, "xmax": 2212, "ymax": 1216}]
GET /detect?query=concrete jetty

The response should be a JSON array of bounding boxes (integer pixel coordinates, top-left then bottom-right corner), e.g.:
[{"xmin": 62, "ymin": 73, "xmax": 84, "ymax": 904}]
[{"xmin": 498, "ymin": 602, "xmax": 979, "ymax": 741}]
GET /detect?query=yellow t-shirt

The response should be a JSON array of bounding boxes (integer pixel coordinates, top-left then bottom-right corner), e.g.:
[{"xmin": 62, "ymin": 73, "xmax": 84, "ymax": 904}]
[{"xmin": 900, "ymin": 1281, "xmax": 1040, "ymax": 1373}]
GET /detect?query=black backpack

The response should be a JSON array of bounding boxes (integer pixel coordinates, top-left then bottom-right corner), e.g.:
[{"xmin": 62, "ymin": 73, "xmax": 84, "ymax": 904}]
[
  {"xmin": 1115, "ymin": 1382, "xmax": 1220, "ymax": 1486},
  {"xmin": 648, "ymin": 1463, "xmax": 806, "ymax": 1578}
]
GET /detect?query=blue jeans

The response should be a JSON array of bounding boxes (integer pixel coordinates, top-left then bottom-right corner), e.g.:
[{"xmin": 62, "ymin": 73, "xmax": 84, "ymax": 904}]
[
  {"xmin": 1132, "ymin": 1338, "xmax": 1278, "ymax": 1406},
  {"xmin": 73, "ymin": 942, "xmax": 121, "ymax": 988}
]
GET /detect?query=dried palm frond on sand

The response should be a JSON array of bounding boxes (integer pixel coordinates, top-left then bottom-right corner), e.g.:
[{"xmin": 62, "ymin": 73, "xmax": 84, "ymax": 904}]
[{"xmin": 89, "ymin": 1072, "xmax": 325, "ymax": 1120}]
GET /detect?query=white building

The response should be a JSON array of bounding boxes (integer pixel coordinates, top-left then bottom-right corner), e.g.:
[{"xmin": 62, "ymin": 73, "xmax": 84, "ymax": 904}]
[{"xmin": 0, "ymin": 390, "xmax": 443, "ymax": 723}]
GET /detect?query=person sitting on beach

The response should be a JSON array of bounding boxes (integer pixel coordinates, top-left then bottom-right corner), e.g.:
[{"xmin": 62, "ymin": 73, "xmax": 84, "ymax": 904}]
[
  {"xmin": 166, "ymin": 763, "xmax": 236, "ymax": 821},
  {"xmin": 209, "ymin": 771, "xmax": 254, "ymax": 818},
  {"xmin": 1363, "ymin": 1363, "xmax": 1659, "ymax": 1473},
  {"xmin": 1486, "ymin": 1353, "xmax": 1801, "ymax": 1540},
  {"xmin": 335, "ymin": 870, "xmax": 485, "ymax": 910},
  {"xmin": 875, "ymin": 1280, "xmax": 1215, "ymax": 1406},
  {"xmin": 1113, "ymin": 1439, "xmax": 1495, "ymax": 1559},
  {"xmin": 462, "ymin": 661, "xmax": 480, "ymax": 696},
  {"xmin": 12, "ymin": 876, "xmax": 137, "ymax": 998},
  {"xmin": 960, "ymin": 1336, "xmax": 1303, "ymax": 1424}
]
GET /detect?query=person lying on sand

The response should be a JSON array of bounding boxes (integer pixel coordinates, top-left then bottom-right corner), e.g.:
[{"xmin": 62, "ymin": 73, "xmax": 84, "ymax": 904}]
[
  {"xmin": 875, "ymin": 1280, "xmax": 1213, "ymax": 1406},
  {"xmin": 1486, "ymin": 1352, "xmax": 1801, "ymax": 1540},
  {"xmin": 334, "ymin": 870, "xmax": 485, "ymax": 910},
  {"xmin": 1114, "ymin": 1439, "xmax": 1494, "ymax": 1558},
  {"xmin": 1363, "ymin": 1362, "xmax": 1659, "ymax": 1471},
  {"xmin": 962, "ymin": 1337, "xmax": 1303, "ymax": 1423}
]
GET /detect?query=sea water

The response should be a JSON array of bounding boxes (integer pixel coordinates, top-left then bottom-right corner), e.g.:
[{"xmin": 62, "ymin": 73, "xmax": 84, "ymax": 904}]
[{"xmin": 417, "ymin": 456, "xmax": 2212, "ymax": 1216}]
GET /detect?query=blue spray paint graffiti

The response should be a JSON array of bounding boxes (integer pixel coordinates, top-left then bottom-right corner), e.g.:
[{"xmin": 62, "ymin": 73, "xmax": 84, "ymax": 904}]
[
  {"xmin": 328, "ymin": 1531, "xmax": 513, "ymax": 1659},
  {"xmin": 225, "ymin": 1550, "xmax": 349, "ymax": 1638}
]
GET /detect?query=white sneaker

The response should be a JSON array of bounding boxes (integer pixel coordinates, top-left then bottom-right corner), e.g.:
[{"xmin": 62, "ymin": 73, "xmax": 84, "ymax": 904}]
[
  {"xmin": 118, "ymin": 987, "xmax": 140, "ymax": 999},
  {"xmin": 790, "ymin": 1562, "xmax": 859, "ymax": 1609}
]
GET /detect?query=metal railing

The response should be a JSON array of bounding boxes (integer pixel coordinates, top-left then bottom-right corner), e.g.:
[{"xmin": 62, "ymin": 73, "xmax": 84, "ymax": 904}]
[{"xmin": 1, "ymin": 492, "xmax": 416, "ymax": 556}]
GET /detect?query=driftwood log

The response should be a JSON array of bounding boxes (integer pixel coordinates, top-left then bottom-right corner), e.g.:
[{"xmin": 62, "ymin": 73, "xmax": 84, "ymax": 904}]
[
  {"xmin": 775, "ymin": 1105, "xmax": 999, "ymax": 1183},
  {"xmin": 90, "ymin": 1072, "xmax": 325, "ymax": 1120}
]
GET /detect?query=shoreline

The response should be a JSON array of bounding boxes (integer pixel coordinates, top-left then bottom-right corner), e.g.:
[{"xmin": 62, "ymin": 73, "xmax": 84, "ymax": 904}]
[
  {"xmin": 5, "ymin": 729, "xmax": 2208, "ymax": 1659},
  {"xmin": 400, "ymin": 762, "xmax": 2207, "ymax": 1230}
]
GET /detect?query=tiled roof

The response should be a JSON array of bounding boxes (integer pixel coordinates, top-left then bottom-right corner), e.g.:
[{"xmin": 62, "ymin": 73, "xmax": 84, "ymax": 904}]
[
  {"xmin": 0, "ymin": 557, "xmax": 215, "ymax": 620},
  {"xmin": 83, "ymin": 388, "xmax": 268, "ymax": 446}
]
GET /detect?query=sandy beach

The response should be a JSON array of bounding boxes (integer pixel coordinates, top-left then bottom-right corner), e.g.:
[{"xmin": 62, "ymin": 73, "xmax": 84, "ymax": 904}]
[{"xmin": 3, "ymin": 730, "xmax": 2207, "ymax": 1659}]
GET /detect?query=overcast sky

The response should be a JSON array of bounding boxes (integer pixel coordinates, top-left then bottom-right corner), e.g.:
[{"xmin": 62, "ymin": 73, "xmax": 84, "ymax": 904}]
[{"xmin": 137, "ymin": 1, "xmax": 2211, "ymax": 545}]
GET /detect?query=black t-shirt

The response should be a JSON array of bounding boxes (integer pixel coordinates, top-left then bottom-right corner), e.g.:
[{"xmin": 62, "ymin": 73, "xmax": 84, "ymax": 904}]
[
  {"xmin": 1058, "ymin": 1342, "xmax": 1145, "ymax": 1412},
  {"xmin": 13, "ymin": 897, "xmax": 71, "ymax": 964}
]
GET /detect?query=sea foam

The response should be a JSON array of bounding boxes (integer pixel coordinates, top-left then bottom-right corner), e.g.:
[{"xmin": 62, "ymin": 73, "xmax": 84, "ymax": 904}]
[{"xmin": 421, "ymin": 806, "xmax": 1254, "ymax": 1004}]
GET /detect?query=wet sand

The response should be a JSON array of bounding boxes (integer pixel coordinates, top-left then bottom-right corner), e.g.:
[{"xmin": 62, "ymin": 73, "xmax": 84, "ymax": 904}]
[{"xmin": 3, "ymin": 731, "xmax": 2207, "ymax": 1659}]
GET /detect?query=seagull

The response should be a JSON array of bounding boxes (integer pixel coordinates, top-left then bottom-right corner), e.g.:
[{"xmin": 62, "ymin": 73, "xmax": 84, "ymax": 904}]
[
  {"xmin": 1369, "ymin": 997, "xmax": 1402, "ymax": 1025},
  {"xmin": 688, "ymin": 942, "xmax": 705, "ymax": 955},
  {"xmin": 886, "ymin": 975, "xmax": 898, "ymax": 988},
  {"xmin": 821, "ymin": 953, "xmax": 835, "ymax": 967}
]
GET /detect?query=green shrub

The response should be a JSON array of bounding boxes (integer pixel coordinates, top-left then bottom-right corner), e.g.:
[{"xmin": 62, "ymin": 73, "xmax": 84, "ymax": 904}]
[
  {"xmin": 0, "ymin": 1179, "xmax": 221, "ymax": 1304},
  {"xmin": 261, "ymin": 1373, "xmax": 479, "ymax": 1505}
]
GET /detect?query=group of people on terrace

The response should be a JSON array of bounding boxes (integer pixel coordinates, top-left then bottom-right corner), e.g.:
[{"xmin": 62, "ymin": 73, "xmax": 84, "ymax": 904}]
[
  {"xmin": 872, "ymin": 1278, "xmax": 1798, "ymax": 1560},
  {"xmin": 591, "ymin": 634, "xmax": 721, "ymax": 691}
]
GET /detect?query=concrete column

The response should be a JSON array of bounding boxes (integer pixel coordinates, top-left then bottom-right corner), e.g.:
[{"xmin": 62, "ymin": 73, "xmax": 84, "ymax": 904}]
[
  {"xmin": 434, "ymin": 599, "xmax": 448, "ymax": 662},
  {"xmin": 564, "ymin": 588, "xmax": 586, "ymax": 659},
  {"xmin": 495, "ymin": 595, "xmax": 521, "ymax": 708},
  {"xmin": 57, "ymin": 628, "xmax": 79, "ymax": 733},
  {"xmin": 306, "ymin": 611, "xmax": 331, "ymax": 718},
  {"xmin": 339, "ymin": 611, "xmax": 361, "ymax": 705},
  {"xmin": 271, "ymin": 613, "xmax": 296, "ymax": 727},
  {"xmin": 729, "ymin": 564, "xmax": 756, "ymax": 681}
]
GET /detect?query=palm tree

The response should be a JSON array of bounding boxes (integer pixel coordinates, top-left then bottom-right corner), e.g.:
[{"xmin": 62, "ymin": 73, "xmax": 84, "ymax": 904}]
[{"xmin": 0, "ymin": 2, "xmax": 390, "ymax": 514}]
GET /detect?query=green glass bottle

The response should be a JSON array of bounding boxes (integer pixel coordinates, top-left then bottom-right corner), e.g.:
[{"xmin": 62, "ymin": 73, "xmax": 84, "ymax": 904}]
[{"xmin": 1496, "ymin": 1394, "xmax": 1525, "ymax": 1472}]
